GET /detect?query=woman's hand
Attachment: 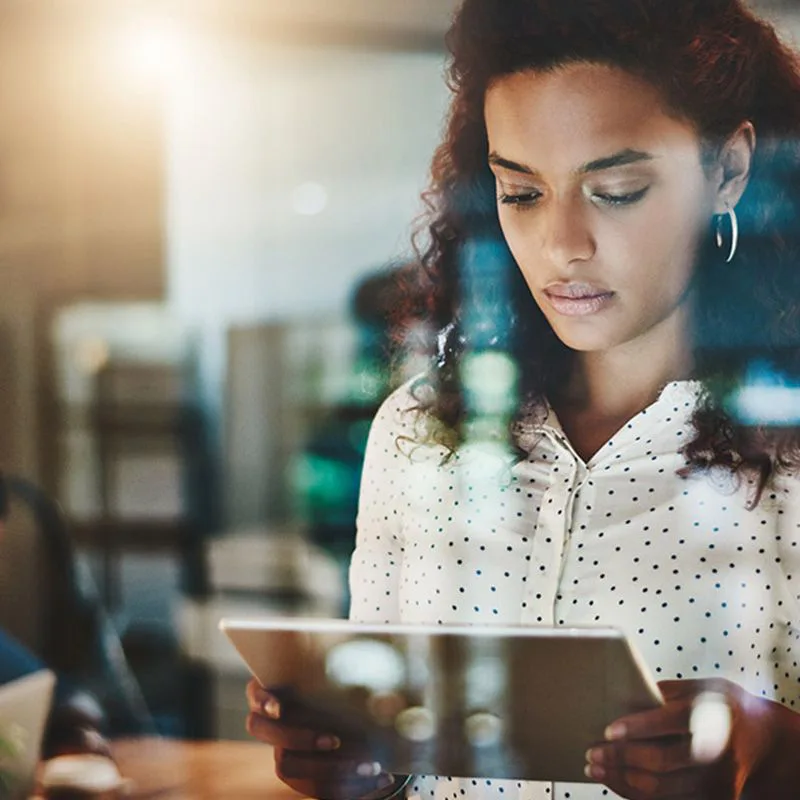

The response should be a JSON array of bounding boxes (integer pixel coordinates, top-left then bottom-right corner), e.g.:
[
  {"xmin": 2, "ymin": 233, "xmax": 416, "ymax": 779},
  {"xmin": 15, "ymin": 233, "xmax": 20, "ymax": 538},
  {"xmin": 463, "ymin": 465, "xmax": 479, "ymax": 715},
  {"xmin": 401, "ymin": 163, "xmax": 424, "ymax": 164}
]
[
  {"xmin": 43, "ymin": 690, "xmax": 112, "ymax": 760},
  {"xmin": 584, "ymin": 678, "xmax": 800, "ymax": 799},
  {"xmin": 246, "ymin": 679, "xmax": 405, "ymax": 800}
]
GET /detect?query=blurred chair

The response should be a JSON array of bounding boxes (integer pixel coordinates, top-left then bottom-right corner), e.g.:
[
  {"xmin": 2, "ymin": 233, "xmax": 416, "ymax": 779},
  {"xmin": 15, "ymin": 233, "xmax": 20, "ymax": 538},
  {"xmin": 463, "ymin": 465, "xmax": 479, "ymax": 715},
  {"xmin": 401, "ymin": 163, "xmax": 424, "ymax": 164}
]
[{"xmin": 0, "ymin": 474, "xmax": 154, "ymax": 736}]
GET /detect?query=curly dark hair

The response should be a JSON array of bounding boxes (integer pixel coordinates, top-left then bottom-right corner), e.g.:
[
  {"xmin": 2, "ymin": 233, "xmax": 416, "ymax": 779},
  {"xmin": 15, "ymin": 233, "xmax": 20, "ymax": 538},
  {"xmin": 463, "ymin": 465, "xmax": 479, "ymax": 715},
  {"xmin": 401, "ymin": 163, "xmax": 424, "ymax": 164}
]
[{"xmin": 403, "ymin": 0, "xmax": 800, "ymax": 503}]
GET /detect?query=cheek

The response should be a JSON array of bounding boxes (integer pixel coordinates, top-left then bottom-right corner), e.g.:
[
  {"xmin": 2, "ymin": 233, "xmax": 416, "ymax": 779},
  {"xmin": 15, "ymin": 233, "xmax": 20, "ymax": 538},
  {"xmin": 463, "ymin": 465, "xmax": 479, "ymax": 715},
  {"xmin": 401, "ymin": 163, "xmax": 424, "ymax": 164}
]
[
  {"xmin": 635, "ymin": 197, "xmax": 706, "ymax": 288},
  {"xmin": 497, "ymin": 211, "xmax": 543, "ymax": 285},
  {"xmin": 606, "ymin": 196, "xmax": 704, "ymax": 294}
]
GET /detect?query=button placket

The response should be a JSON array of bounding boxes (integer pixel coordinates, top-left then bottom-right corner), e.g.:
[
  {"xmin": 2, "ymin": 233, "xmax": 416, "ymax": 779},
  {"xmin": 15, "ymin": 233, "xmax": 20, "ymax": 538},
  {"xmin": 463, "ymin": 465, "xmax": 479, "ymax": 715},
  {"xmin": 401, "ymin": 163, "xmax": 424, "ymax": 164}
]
[{"xmin": 522, "ymin": 433, "xmax": 582, "ymax": 624}]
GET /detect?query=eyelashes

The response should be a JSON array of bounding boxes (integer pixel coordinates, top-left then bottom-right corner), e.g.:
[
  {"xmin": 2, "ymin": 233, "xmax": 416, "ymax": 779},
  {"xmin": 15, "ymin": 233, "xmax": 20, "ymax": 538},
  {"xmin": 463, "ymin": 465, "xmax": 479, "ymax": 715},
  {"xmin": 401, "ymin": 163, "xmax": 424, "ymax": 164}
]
[
  {"xmin": 497, "ymin": 186, "xmax": 650, "ymax": 210},
  {"xmin": 498, "ymin": 190, "xmax": 542, "ymax": 207},
  {"xmin": 592, "ymin": 187, "xmax": 650, "ymax": 207}
]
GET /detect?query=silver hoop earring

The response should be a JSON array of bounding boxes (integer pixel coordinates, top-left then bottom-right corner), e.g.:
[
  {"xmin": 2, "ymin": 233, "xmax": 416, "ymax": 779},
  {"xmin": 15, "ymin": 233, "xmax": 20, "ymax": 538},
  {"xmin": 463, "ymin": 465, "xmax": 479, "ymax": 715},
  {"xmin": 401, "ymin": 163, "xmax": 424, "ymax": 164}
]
[{"xmin": 715, "ymin": 207, "xmax": 739, "ymax": 264}]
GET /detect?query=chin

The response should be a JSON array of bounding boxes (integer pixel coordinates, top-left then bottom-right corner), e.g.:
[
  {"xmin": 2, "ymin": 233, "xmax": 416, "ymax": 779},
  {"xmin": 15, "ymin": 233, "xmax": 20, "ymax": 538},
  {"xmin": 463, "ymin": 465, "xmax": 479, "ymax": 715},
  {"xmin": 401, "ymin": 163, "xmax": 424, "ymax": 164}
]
[
  {"xmin": 558, "ymin": 339, "xmax": 609, "ymax": 353},
  {"xmin": 548, "ymin": 324, "xmax": 619, "ymax": 353}
]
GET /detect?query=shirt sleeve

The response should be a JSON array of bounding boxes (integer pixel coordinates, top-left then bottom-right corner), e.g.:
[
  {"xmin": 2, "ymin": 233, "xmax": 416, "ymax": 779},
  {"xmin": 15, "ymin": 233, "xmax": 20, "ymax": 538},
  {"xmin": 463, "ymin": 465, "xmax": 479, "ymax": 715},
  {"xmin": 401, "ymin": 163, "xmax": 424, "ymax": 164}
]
[
  {"xmin": 0, "ymin": 627, "xmax": 44, "ymax": 687},
  {"xmin": 348, "ymin": 382, "xmax": 419, "ymax": 623}
]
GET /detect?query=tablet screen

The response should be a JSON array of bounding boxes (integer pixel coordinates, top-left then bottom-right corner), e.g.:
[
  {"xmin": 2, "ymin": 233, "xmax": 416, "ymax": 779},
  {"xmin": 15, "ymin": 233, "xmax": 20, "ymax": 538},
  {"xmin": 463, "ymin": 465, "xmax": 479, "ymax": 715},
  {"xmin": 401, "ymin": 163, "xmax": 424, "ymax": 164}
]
[{"xmin": 220, "ymin": 619, "xmax": 661, "ymax": 783}]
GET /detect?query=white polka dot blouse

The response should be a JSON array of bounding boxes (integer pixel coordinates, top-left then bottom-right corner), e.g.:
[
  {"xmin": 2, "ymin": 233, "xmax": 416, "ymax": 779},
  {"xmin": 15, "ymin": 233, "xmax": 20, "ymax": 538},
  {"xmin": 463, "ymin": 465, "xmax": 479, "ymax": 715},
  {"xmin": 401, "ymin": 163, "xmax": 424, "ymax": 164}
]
[{"xmin": 348, "ymin": 378, "xmax": 800, "ymax": 800}]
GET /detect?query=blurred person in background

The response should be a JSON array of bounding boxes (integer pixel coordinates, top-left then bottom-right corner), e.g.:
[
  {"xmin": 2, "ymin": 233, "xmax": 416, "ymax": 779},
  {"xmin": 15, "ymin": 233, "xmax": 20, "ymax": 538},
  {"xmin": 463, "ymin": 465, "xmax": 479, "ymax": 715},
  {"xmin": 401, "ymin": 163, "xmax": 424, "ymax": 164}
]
[{"xmin": 0, "ymin": 475, "xmax": 110, "ymax": 760}]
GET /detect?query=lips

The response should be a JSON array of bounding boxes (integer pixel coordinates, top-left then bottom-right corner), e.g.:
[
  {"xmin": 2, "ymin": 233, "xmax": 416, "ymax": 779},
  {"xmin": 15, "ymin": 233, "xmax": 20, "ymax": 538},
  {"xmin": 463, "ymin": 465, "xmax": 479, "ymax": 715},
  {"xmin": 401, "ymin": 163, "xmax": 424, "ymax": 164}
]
[
  {"xmin": 546, "ymin": 282, "xmax": 612, "ymax": 299},
  {"xmin": 543, "ymin": 282, "xmax": 615, "ymax": 317}
]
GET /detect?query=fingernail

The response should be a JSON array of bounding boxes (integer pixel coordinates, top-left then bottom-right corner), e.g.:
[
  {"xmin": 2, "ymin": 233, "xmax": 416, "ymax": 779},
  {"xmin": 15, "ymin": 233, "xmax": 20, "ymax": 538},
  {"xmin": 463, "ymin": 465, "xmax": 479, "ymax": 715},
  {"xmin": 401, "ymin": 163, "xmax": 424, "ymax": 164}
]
[
  {"xmin": 604, "ymin": 722, "xmax": 626, "ymax": 740},
  {"xmin": 585, "ymin": 747, "xmax": 603, "ymax": 764},
  {"xmin": 315, "ymin": 734, "xmax": 341, "ymax": 751},
  {"xmin": 584, "ymin": 763, "xmax": 605, "ymax": 781},
  {"xmin": 356, "ymin": 762, "xmax": 383, "ymax": 778},
  {"xmin": 263, "ymin": 697, "xmax": 281, "ymax": 719}
]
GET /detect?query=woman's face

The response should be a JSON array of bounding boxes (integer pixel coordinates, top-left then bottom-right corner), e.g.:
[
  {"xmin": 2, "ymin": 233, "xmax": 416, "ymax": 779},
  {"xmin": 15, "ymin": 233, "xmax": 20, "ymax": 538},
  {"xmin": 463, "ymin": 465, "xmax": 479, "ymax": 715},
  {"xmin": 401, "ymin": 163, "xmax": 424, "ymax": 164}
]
[{"xmin": 485, "ymin": 62, "xmax": 718, "ymax": 356}]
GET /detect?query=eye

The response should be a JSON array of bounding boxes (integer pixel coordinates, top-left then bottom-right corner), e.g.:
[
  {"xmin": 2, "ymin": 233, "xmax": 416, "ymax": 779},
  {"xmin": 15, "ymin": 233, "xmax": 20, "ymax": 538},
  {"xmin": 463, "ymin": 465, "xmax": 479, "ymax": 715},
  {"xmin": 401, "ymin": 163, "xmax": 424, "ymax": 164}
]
[
  {"xmin": 497, "ymin": 190, "xmax": 542, "ymax": 209},
  {"xmin": 591, "ymin": 187, "xmax": 650, "ymax": 207}
]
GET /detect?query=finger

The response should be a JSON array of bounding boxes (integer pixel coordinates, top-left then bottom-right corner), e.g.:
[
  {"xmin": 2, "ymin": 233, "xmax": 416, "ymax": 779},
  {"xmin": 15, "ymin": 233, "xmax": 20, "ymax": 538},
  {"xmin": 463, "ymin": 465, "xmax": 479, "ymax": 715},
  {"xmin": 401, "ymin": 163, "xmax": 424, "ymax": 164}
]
[
  {"xmin": 246, "ymin": 683, "xmax": 351, "ymax": 734},
  {"xmin": 590, "ymin": 765, "xmax": 705, "ymax": 800},
  {"xmin": 278, "ymin": 750, "xmax": 398, "ymax": 800},
  {"xmin": 606, "ymin": 702, "xmax": 692, "ymax": 742},
  {"xmin": 588, "ymin": 736, "xmax": 693, "ymax": 774},
  {"xmin": 246, "ymin": 681, "xmax": 281, "ymax": 719},
  {"xmin": 246, "ymin": 712, "xmax": 341, "ymax": 752}
]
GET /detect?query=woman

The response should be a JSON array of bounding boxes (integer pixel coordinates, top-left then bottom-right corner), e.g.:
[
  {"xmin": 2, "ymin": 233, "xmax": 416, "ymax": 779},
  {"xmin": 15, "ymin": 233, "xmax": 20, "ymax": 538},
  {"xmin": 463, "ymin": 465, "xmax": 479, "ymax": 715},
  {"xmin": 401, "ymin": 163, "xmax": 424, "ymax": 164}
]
[{"xmin": 247, "ymin": 1, "xmax": 800, "ymax": 798}]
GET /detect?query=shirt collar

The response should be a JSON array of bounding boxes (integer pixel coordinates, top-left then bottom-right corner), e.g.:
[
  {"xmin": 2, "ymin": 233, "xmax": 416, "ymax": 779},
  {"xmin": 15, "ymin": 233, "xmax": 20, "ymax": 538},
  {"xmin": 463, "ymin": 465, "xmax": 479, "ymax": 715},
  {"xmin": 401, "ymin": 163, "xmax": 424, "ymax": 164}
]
[{"xmin": 515, "ymin": 380, "xmax": 702, "ymax": 455}]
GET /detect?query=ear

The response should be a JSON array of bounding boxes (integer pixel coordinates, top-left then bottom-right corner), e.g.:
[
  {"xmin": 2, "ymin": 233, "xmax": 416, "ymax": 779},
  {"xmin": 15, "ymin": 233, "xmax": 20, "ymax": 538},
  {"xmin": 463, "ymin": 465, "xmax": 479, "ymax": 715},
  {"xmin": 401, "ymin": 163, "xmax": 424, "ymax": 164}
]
[{"xmin": 712, "ymin": 121, "xmax": 756, "ymax": 214}]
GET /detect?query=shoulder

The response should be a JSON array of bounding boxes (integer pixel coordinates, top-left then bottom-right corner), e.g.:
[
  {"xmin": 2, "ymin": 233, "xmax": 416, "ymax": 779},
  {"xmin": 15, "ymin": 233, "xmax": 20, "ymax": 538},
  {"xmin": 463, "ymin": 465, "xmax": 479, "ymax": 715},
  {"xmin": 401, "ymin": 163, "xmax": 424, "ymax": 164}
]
[
  {"xmin": 771, "ymin": 468, "xmax": 800, "ymax": 505},
  {"xmin": 368, "ymin": 375, "xmax": 434, "ymax": 443},
  {"xmin": 365, "ymin": 375, "xmax": 450, "ymax": 465}
]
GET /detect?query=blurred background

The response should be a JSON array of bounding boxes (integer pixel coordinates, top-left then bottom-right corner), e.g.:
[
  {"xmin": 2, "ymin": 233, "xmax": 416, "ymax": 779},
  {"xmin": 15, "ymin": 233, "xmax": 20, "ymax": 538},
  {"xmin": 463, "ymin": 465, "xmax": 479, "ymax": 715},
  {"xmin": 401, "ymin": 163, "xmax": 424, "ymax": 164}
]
[{"xmin": 0, "ymin": 0, "xmax": 796, "ymax": 743}]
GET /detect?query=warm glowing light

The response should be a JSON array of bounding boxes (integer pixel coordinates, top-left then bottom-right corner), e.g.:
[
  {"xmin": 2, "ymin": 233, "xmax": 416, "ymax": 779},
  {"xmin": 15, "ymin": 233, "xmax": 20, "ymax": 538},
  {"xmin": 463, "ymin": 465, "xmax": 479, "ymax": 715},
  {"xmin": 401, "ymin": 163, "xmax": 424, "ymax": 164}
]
[{"xmin": 121, "ymin": 19, "xmax": 184, "ymax": 81}]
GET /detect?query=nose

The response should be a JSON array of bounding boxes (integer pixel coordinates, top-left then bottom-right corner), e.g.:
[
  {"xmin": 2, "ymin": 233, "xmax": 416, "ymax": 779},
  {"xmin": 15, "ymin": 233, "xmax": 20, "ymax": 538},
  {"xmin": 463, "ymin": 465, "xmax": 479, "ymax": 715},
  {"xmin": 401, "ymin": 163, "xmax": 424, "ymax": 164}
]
[{"xmin": 540, "ymin": 196, "xmax": 596, "ymax": 268}]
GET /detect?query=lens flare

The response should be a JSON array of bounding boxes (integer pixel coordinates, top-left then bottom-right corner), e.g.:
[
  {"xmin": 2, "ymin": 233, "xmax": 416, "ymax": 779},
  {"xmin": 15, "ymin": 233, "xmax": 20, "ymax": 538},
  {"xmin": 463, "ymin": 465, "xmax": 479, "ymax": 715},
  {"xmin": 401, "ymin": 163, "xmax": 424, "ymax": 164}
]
[{"xmin": 689, "ymin": 691, "xmax": 732, "ymax": 763}]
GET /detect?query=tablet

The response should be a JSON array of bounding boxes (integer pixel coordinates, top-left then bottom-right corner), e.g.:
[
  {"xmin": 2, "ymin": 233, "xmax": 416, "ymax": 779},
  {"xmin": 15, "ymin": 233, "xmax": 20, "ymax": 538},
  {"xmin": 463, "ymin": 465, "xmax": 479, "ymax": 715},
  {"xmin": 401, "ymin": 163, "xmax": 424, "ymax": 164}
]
[
  {"xmin": 0, "ymin": 669, "xmax": 56, "ymax": 799},
  {"xmin": 220, "ymin": 618, "xmax": 662, "ymax": 783}
]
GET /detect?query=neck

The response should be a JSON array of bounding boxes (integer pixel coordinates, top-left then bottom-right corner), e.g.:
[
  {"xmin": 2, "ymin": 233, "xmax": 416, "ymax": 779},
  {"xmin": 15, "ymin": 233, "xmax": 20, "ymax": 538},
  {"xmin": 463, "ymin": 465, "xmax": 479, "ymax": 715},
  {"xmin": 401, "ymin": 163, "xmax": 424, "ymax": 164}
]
[{"xmin": 559, "ymin": 310, "xmax": 693, "ymax": 420}]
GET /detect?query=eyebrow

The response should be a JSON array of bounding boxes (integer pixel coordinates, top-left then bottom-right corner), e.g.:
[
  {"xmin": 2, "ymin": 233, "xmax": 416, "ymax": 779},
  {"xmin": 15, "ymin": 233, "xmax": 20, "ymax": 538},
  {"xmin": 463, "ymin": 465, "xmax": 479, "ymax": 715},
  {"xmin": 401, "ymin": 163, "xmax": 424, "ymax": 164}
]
[{"xmin": 487, "ymin": 148, "xmax": 656, "ymax": 176}]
